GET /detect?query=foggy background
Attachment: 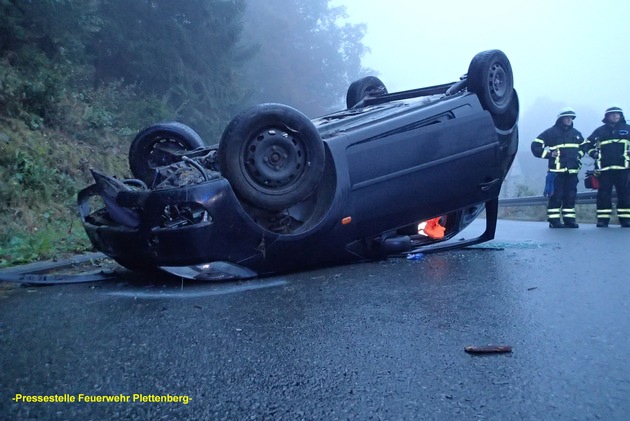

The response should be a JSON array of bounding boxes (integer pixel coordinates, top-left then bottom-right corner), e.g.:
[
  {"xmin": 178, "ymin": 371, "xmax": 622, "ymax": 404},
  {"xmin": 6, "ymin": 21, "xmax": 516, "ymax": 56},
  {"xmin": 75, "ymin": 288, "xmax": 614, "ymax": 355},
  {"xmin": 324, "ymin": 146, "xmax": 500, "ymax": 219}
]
[
  {"xmin": 7, "ymin": 0, "xmax": 619, "ymax": 262},
  {"xmin": 332, "ymin": 0, "xmax": 630, "ymax": 194}
]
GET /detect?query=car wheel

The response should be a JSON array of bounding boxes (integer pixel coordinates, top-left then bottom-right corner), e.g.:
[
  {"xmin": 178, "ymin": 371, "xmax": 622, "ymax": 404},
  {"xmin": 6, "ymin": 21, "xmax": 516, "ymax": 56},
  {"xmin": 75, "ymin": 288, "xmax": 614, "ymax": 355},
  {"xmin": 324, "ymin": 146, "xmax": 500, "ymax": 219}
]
[
  {"xmin": 492, "ymin": 90, "xmax": 519, "ymax": 132},
  {"xmin": 219, "ymin": 103, "xmax": 325, "ymax": 211},
  {"xmin": 129, "ymin": 122, "xmax": 205, "ymax": 184},
  {"xmin": 467, "ymin": 50, "xmax": 514, "ymax": 115},
  {"xmin": 346, "ymin": 76, "xmax": 388, "ymax": 109}
]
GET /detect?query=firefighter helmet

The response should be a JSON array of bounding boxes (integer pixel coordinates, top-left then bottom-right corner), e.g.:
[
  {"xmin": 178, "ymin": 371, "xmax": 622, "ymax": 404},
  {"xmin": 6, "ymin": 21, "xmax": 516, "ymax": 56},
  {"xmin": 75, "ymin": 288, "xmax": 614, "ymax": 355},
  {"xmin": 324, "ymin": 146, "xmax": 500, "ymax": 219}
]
[
  {"xmin": 605, "ymin": 106, "xmax": 623, "ymax": 115},
  {"xmin": 556, "ymin": 107, "xmax": 576, "ymax": 120}
]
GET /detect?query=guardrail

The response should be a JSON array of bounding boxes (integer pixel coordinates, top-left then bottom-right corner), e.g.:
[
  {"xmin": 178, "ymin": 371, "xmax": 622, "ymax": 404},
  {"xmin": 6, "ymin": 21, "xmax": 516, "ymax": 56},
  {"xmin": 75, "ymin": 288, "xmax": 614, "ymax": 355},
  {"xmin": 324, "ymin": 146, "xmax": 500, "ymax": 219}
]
[{"xmin": 498, "ymin": 191, "xmax": 614, "ymax": 207}]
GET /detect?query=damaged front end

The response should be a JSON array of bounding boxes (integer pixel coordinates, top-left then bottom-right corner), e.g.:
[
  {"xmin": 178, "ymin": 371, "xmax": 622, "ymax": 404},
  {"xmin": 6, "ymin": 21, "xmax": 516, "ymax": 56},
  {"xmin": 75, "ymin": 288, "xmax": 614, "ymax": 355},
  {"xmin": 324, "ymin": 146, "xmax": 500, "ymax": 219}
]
[{"xmin": 78, "ymin": 149, "xmax": 269, "ymax": 280}]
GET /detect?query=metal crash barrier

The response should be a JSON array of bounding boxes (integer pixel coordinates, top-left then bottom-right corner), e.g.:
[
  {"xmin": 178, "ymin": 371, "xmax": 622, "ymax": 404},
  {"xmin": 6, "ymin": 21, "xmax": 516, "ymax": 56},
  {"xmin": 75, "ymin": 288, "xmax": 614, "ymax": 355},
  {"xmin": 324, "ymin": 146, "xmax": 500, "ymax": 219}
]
[{"xmin": 498, "ymin": 191, "xmax": 615, "ymax": 207}]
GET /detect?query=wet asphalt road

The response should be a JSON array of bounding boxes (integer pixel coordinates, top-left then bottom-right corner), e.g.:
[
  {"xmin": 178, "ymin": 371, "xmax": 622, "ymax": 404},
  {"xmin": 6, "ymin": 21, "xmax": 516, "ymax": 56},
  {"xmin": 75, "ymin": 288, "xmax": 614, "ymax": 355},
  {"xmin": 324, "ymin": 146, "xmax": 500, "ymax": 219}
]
[{"xmin": 1, "ymin": 219, "xmax": 629, "ymax": 420}]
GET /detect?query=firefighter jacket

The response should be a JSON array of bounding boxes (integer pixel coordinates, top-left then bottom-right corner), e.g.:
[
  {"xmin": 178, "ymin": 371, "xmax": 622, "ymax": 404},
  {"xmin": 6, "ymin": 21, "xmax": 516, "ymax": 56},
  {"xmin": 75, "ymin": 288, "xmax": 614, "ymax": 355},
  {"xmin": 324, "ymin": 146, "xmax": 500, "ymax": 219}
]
[
  {"xmin": 531, "ymin": 120, "xmax": 585, "ymax": 173},
  {"xmin": 583, "ymin": 117, "xmax": 630, "ymax": 171}
]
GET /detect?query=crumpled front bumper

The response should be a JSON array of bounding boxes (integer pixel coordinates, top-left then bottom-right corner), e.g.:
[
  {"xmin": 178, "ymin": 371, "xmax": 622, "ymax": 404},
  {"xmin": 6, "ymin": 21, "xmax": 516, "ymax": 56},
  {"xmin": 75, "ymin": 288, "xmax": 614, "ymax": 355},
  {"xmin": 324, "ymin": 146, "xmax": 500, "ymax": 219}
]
[{"xmin": 78, "ymin": 178, "xmax": 269, "ymax": 272}]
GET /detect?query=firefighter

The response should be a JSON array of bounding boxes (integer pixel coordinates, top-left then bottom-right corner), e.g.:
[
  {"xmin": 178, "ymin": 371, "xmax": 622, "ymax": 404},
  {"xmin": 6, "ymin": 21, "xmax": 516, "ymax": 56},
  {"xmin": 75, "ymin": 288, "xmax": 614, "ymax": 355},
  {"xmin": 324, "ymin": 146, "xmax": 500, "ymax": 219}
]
[
  {"xmin": 583, "ymin": 106, "xmax": 630, "ymax": 227},
  {"xmin": 531, "ymin": 107, "xmax": 585, "ymax": 228}
]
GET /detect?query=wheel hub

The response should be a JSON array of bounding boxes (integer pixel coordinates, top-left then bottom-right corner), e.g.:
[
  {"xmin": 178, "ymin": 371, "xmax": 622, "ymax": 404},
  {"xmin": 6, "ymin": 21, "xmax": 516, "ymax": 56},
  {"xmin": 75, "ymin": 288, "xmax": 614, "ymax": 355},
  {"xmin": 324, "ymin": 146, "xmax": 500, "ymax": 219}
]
[
  {"xmin": 245, "ymin": 128, "xmax": 306, "ymax": 189},
  {"xmin": 488, "ymin": 63, "xmax": 507, "ymax": 101}
]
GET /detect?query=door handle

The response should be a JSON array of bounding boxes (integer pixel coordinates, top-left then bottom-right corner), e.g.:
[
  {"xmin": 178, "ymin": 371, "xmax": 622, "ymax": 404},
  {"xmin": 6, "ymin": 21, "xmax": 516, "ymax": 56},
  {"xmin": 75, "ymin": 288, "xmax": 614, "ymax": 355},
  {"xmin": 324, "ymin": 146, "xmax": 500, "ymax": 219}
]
[{"xmin": 479, "ymin": 178, "xmax": 501, "ymax": 191}]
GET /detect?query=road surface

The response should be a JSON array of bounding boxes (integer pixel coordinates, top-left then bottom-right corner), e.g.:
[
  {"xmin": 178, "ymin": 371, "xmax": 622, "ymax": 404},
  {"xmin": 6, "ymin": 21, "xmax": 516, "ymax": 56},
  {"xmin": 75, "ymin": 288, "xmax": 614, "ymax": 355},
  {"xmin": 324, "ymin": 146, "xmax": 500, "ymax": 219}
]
[{"xmin": 1, "ymin": 219, "xmax": 629, "ymax": 420}]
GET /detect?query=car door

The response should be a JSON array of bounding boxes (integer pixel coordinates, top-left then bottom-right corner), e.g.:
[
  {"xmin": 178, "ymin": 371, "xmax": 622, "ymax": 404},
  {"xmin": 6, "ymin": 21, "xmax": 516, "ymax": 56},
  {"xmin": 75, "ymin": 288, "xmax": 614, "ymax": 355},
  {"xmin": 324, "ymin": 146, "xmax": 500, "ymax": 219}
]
[{"xmin": 344, "ymin": 98, "xmax": 503, "ymax": 237}]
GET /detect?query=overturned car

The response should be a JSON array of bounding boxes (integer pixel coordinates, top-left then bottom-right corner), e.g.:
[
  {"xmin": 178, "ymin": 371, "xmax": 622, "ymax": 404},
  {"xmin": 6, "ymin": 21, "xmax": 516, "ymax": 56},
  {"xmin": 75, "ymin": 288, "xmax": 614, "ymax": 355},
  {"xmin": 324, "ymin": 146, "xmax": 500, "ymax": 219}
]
[{"xmin": 78, "ymin": 50, "xmax": 519, "ymax": 280}]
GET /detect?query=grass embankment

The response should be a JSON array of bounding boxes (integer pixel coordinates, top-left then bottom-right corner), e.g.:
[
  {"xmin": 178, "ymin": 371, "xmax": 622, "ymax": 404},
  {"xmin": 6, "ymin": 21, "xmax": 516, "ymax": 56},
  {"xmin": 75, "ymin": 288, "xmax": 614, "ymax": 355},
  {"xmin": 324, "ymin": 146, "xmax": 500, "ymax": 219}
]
[{"xmin": 0, "ymin": 117, "xmax": 130, "ymax": 267}]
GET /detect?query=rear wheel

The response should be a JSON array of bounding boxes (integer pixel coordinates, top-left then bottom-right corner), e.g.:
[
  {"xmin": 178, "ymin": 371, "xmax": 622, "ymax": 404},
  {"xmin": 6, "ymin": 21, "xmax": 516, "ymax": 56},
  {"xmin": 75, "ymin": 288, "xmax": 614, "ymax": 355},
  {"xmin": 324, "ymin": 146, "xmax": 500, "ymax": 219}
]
[
  {"xmin": 346, "ymin": 76, "xmax": 388, "ymax": 109},
  {"xmin": 129, "ymin": 122, "xmax": 205, "ymax": 185},
  {"xmin": 467, "ymin": 50, "xmax": 514, "ymax": 115},
  {"xmin": 219, "ymin": 103, "xmax": 325, "ymax": 210}
]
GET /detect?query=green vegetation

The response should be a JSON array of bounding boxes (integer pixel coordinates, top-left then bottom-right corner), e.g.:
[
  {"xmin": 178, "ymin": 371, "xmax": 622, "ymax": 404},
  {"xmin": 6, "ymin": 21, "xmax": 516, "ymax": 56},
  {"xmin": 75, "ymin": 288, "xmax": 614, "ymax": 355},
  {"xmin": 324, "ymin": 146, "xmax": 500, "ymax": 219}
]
[{"xmin": 0, "ymin": 0, "xmax": 368, "ymax": 267}]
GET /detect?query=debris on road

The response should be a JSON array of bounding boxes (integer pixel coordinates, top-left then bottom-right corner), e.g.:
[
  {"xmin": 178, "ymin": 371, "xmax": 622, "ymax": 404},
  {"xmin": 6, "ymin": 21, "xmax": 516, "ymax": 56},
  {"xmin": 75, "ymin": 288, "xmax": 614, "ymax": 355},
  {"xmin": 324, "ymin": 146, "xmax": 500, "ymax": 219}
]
[
  {"xmin": 406, "ymin": 252, "xmax": 424, "ymax": 261},
  {"xmin": 464, "ymin": 345, "xmax": 513, "ymax": 354}
]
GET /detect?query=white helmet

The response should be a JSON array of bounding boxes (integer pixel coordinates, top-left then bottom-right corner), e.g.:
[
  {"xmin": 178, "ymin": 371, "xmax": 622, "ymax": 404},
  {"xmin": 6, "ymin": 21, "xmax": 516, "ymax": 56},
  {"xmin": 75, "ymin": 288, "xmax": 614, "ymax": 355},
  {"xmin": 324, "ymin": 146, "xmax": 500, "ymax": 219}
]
[
  {"xmin": 605, "ymin": 106, "xmax": 623, "ymax": 115},
  {"xmin": 556, "ymin": 107, "xmax": 576, "ymax": 120}
]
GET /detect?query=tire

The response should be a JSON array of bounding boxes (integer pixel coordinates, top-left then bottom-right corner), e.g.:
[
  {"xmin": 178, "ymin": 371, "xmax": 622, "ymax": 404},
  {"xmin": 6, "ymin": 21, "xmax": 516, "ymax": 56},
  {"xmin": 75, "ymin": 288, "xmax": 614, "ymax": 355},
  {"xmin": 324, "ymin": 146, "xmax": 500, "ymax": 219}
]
[
  {"xmin": 346, "ymin": 76, "xmax": 388, "ymax": 109},
  {"xmin": 492, "ymin": 90, "xmax": 519, "ymax": 132},
  {"xmin": 218, "ymin": 103, "xmax": 325, "ymax": 210},
  {"xmin": 467, "ymin": 50, "xmax": 514, "ymax": 115},
  {"xmin": 129, "ymin": 122, "xmax": 205, "ymax": 184}
]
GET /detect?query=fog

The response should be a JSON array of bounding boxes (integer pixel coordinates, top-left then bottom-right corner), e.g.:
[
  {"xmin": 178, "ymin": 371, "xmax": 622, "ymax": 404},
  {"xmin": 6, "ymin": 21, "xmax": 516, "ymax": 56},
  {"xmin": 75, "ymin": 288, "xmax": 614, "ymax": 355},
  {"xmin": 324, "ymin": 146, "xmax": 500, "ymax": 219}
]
[
  {"xmin": 333, "ymin": 0, "xmax": 630, "ymax": 191},
  {"xmin": 335, "ymin": 0, "xmax": 629, "ymax": 117}
]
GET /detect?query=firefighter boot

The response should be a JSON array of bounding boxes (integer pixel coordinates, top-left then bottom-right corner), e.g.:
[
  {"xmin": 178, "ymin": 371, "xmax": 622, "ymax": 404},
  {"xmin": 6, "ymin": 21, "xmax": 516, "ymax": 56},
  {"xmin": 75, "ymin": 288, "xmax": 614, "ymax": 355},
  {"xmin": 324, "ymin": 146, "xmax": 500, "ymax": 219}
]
[
  {"xmin": 548, "ymin": 219, "xmax": 564, "ymax": 228},
  {"xmin": 563, "ymin": 218, "xmax": 579, "ymax": 228},
  {"xmin": 596, "ymin": 219, "xmax": 609, "ymax": 228}
]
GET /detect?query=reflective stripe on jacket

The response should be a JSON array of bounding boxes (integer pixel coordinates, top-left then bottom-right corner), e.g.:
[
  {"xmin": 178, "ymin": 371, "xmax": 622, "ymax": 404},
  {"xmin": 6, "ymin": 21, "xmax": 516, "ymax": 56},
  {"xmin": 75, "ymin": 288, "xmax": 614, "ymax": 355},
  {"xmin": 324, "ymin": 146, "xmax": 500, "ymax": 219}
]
[
  {"xmin": 531, "ymin": 121, "xmax": 585, "ymax": 173},
  {"xmin": 584, "ymin": 121, "xmax": 630, "ymax": 171}
]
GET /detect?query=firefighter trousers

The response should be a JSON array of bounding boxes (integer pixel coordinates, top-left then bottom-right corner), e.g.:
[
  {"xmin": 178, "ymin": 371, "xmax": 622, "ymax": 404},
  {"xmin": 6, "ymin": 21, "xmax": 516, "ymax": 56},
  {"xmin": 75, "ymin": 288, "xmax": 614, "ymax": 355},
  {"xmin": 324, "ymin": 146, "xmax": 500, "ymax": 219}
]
[
  {"xmin": 596, "ymin": 169, "xmax": 630, "ymax": 224},
  {"xmin": 547, "ymin": 172, "xmax": 578, "ymax": 223}
]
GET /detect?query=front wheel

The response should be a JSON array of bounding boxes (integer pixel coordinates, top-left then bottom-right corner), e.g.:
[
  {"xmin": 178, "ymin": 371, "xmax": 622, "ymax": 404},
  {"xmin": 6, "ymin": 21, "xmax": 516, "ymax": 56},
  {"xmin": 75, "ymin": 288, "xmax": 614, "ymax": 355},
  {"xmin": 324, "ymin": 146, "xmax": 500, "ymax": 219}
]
[
  {"xmin": 218, "ymin": 103, "xmax": 325, "ymax": 210},
  {"xmin": 467, "ymin": 50, "xmax": 514, "ymax": 115},
  {"xmin": 129, "ymin": 122, "xmax": 205, "ymax": 185}
]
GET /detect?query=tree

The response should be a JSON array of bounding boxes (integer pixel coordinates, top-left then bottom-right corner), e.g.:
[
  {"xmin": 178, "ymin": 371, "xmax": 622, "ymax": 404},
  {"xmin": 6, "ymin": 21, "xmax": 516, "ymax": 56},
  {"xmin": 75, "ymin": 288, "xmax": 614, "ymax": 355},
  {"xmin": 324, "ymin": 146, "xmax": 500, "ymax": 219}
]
[
  {"xmin": 0, "ymin": 0, "xmax": 101, "ymax": 125},
  {"xmin": 240, "ymin": 0, "xmax": 369, "ymax": 117},
  {"xmin": 91, "ymin": 0, "xmax": 249, "ymax": 140},
  {"xmin": 0, "ymin": 0, "xmax": 101, "ymax": 60}
]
